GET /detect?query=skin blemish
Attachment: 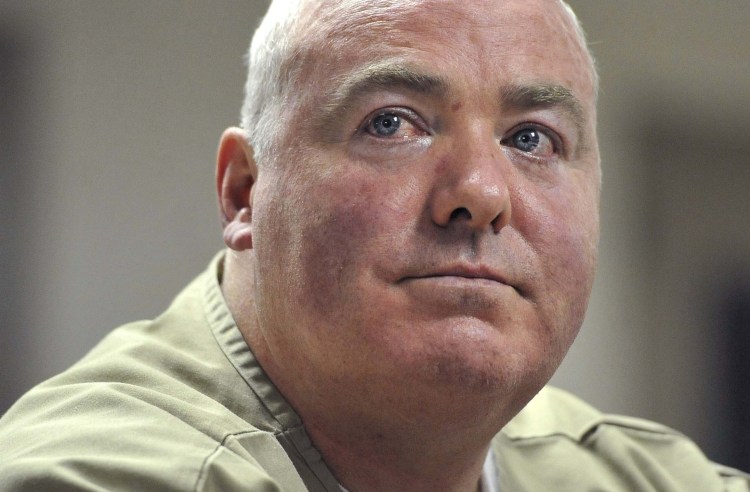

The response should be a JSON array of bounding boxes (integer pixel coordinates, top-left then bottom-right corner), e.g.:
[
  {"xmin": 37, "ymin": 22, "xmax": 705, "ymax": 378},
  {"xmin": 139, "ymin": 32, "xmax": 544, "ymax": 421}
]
[{"xmin": 451, "ymin": 101, "xmax": 463, "ymax": 112}]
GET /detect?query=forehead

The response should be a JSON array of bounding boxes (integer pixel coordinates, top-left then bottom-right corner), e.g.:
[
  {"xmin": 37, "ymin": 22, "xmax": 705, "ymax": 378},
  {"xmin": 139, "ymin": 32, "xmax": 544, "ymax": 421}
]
[{"xmin": 292, "ymin": 0, "xmax": 595, "ymax": 104}]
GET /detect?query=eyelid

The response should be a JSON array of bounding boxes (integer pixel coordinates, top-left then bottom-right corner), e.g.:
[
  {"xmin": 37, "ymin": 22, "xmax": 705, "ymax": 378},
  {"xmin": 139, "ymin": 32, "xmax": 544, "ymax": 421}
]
[
  {"xmin": 503, "ymin": 123, "xmax": 565, "ymax": 158},
  {"xmin": 357, "ymin": 106, "xmax": 430, "ymax": 137}
]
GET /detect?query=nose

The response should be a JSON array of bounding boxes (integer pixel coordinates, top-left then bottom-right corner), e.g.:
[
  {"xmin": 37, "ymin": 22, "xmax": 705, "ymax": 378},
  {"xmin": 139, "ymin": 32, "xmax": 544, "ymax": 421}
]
[{"xmin": 430, "ymin": 137, "xmax": 511, "ymax": 234}]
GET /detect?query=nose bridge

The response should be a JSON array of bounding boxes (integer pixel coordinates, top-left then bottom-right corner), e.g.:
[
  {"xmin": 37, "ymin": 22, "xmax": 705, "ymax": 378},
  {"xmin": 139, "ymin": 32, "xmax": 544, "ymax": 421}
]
[{"xmin": 430, "ymin": 123, "xmax": 511, "ymax": 233}]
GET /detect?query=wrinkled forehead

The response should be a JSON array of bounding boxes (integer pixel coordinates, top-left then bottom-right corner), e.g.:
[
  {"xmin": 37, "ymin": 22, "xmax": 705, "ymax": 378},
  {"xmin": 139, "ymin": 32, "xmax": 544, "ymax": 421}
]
[{"xmin": 289, "ymin": 0, "xmax": 596, "ymax": 105}]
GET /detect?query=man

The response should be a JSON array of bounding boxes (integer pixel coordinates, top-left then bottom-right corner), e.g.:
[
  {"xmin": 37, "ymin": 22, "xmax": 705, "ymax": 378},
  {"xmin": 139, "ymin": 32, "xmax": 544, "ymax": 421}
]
[{"xmin": 0, "ymin": 0, "xmax": 747, "ymax": 490}]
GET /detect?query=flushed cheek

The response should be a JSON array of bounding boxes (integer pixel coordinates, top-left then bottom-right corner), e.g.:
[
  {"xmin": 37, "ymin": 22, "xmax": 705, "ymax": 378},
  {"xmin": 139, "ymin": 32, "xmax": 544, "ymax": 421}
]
[
  {"xmin": 542, "ymin": 216, "xmax": 597, "ymax": 321},
  {"xmin": 281, "ymin": 170, "xmax": 417, "ymax": 319},
  {"xmin": 515, "ymin": 182, "xmax": 598, "ymax": 330}
]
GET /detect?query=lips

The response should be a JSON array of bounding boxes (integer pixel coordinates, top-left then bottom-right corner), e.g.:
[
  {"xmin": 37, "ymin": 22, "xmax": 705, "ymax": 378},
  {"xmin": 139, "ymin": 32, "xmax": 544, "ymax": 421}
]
[{"xmin": 399, "ymin": 263, "xmax": 517, "ymax": 291}]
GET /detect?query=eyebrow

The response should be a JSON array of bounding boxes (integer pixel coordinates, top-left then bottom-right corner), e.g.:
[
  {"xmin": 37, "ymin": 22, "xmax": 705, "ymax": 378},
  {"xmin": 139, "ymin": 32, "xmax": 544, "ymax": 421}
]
[
  {"xmin": 500, "ymin": 83, "xmax": 587, "ymax": 142},
  {"xmin": 319, "ymin": 63, "xmax": 448, "ymax": 132},
  {"xmin": 338, "ymin": 63, "xmax": 448, "ymax": 98},
  {"xmin": 318, "ymin": 64, "xmax": 588, "ymax": 146}
]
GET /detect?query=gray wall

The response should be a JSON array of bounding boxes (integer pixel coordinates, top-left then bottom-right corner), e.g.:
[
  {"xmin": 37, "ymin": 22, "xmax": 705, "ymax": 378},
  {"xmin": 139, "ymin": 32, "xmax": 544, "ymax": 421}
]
[
  {"xmin": 1, "ymin": 0, "xmax": 749, "ymax": 469},
  {"xmin": 554, "ymin": 1, "xmax": 750, "ymax": 467}
]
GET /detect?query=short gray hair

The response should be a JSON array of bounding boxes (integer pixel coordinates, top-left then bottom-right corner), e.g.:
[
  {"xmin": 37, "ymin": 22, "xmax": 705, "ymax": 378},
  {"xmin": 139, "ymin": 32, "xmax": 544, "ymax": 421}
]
[
  {"xmin": 240, "ymin": 0, "xmax": 302, "ymax": 164},
  {"xmin": 240, "ymin": 0, "xmax": 597, "ymax": 165}
]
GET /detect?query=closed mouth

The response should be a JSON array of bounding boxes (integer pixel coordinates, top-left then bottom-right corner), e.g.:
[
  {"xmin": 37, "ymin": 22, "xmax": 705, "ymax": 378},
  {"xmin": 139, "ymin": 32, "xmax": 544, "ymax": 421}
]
[{"xmin": 399, "ymin": 265, "xmax": 518, "ymax": 292}]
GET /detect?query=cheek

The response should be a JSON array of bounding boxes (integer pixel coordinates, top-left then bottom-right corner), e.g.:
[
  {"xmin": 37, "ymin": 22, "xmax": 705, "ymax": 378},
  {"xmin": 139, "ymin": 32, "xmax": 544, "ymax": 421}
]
[
  {"xmin": 257, "ymin": 167, "xmax": 416, "ymax": 319},
  {"xmin": 514, "ymin": 179, "xmax": 599, "ymax": 330}
]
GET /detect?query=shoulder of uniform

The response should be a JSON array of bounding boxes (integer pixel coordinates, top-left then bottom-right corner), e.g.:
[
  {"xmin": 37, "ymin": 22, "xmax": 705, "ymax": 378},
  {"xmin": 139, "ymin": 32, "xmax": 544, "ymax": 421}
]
[
  {"xmin": 503, "ymin": 385, "xmax": 729, "ymax": 444},
  {"xmin": 501, "ymin": 385, "xmax": 711, "ymax": 444},
  {"xmin": 500, "ymin": 386, "xmax": 750, "ymax": 489},
  {"xmin": 502, "ymin": 385, "xmax": 608, "ymax": 441}
]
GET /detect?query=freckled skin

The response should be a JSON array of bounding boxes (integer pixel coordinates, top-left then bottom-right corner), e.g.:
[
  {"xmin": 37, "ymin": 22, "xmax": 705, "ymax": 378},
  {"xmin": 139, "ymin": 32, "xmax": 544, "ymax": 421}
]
[{"xmin": 222, "ymin": 0, "xmax": 600, "ymax": 490}]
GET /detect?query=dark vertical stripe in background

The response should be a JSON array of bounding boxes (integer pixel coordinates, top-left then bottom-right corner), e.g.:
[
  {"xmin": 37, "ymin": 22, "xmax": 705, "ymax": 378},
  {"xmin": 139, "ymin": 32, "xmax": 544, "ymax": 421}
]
[
  {"xmin": 0, "ymin": 32, "xmax": 34, "ymax": 413},
  {"xmin": 722, "ymin": 276, "xmax": 750, "ymax": 472}
]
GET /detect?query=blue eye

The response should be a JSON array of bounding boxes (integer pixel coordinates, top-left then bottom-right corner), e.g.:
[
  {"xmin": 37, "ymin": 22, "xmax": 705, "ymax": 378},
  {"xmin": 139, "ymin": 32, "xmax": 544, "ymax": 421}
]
[
  {"xmin": 370, "ymin": 113, "xmax": 401, "ymax": 136},
  {"xmin": 513, "ymin": 128, "xmax": 541, "ymax": 152},
  {"xmin": 507, "ymin": 127, "xmax": 557, "ymax": 157},
  {"xmin": 358, "ymin": 108, "xmax": 427, "ymax": 142}
]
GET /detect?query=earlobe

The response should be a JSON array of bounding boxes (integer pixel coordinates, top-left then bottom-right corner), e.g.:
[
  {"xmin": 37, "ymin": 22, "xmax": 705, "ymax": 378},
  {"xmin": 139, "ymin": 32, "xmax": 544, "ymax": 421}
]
[
  {"xmin": 222, "ymin": 207, "xmax": 254, "ymax": 251},
  {"xmin": 216, "ymin": 127, "xmax": 258, "ymax": 251}
]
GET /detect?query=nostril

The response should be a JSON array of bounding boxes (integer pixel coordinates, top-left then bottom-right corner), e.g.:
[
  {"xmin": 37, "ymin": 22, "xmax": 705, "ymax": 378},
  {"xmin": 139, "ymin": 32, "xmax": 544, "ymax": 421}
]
[{"xmin": 450, "ymin": 207, "xmax": 472, "ymax": 221}]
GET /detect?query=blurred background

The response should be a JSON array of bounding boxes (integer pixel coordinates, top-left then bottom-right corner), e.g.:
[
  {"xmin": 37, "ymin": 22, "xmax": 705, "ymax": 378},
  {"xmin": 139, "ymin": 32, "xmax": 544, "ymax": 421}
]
[{"xmin": 1, "ymin": 0, "xmax": 749, "ymax": 472}]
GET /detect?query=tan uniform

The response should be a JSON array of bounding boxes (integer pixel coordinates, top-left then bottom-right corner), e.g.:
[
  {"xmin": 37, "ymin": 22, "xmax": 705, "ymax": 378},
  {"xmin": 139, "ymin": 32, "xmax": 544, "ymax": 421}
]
[{"xmin": 1, "ymin": 254, "xmax": 747, "ymax": 491}]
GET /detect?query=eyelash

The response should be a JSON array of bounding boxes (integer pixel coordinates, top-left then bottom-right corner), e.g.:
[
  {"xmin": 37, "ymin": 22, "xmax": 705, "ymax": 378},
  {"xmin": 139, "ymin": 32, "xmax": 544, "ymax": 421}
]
[
  {"xmin": 502, "ymin": 124, "xmax": 564, "ymax": 159},
  {"xmin": 358, "ymin": 107, "xmax": 428, "ymax": 139}
]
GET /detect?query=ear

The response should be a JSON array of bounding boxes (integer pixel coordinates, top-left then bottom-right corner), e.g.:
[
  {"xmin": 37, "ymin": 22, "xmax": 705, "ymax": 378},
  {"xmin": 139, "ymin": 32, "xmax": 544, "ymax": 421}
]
[{"xmin": 216, "ymin": 127, "xmax": 258, "ymax": 251}]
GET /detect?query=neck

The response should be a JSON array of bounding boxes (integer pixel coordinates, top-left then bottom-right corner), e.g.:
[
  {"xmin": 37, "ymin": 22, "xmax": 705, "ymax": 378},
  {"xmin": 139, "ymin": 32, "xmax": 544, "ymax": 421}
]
[{"xmin": 306, "ymin": 416, "xmax": 491, "ymax": 492}]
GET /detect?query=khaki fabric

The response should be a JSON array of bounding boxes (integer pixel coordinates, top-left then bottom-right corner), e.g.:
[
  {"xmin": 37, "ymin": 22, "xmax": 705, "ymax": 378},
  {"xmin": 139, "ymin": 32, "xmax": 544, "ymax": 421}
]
[
  {"xmin": 497, "ymin": 388, "xmax": 749, "ymax": 491},
  {"xmin": 1, "ymin": 254, "xmax": 747, "ymax": 491}
]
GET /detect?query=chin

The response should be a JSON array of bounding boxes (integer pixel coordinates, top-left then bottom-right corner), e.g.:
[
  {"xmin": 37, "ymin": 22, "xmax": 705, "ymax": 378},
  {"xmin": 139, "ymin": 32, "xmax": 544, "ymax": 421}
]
[
  {"xmin": 375, "ymin": 343, "xmax": 553, "ymax": 433},
  {"xmin": 397, "ymin": 327, "xmax": 559, "ymax": 405}
]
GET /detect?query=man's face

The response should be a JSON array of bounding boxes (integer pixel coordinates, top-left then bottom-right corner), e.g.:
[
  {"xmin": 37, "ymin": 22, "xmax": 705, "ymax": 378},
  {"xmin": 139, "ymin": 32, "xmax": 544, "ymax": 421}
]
[{"xmin": 248, "ymin": 0, "xmax": 600, "ymax": 425}]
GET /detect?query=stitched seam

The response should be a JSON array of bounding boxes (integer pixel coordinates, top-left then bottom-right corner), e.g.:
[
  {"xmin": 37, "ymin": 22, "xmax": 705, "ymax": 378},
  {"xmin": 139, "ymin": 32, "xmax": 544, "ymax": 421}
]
[{"xmin": 193, "ymin": 429, "xmax": 271, "ymax": 491}]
